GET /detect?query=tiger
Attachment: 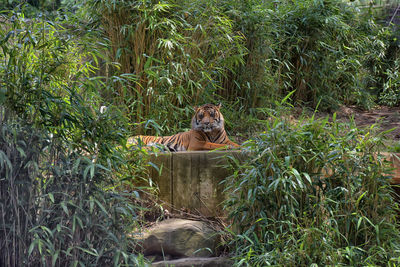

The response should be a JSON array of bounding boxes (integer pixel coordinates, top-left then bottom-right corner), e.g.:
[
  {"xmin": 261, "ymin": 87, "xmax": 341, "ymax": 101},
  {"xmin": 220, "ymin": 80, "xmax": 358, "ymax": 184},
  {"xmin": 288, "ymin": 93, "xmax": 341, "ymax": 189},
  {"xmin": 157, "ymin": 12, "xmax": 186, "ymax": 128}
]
[{"xmin": 128, "ymin": 103, "xmax": 240, "ymax": 151}]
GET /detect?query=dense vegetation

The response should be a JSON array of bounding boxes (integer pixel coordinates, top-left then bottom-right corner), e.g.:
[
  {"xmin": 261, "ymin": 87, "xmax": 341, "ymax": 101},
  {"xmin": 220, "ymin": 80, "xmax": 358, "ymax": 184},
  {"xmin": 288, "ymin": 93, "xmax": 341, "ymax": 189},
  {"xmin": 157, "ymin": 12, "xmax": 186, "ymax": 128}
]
[
  {"xmin": 1, "ymin": 0, "xmax": 400, "ymax": 266},
  {"xmin": 0, "ymin": 7, "xmax": 150, "ymax": 266},
  {"xmin": 224, "ymin": 108, "xmax": 400, "ymax": 265}
]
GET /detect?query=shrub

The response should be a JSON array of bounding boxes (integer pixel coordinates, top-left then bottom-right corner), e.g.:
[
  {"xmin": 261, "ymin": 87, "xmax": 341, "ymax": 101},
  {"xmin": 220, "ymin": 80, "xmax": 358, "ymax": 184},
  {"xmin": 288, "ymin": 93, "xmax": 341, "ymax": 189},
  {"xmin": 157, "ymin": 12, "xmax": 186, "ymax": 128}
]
[
  {"xmin": 228, "ymin": 0, "xmax": 391, "ymax": 111},
  {"xmin": 377, "ymin": 38, "xmax": 400, "ymax": 106},
  {"xmin": 0, "ymin": 10, "xmax": 150, "ymax": 267},
  {"xmin": 0, "ymin": 113, "xmax": 148, "ymax": 266},
  {"xmin": 224, "ymin": 109, "xmax": 400, "ymax": 266}
]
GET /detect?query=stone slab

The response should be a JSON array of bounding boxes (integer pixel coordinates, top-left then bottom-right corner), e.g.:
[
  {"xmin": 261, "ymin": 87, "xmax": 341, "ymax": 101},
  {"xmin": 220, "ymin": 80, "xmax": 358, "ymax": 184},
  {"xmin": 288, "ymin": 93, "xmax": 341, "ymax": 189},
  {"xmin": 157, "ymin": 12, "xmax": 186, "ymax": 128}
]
[
  {"xmin": 142, "ymin": 218, "xmax": 217, "ymax": 258},
  {"xmin": 152, "ymin": 257, "xmax": 232, "ymax": 267}
]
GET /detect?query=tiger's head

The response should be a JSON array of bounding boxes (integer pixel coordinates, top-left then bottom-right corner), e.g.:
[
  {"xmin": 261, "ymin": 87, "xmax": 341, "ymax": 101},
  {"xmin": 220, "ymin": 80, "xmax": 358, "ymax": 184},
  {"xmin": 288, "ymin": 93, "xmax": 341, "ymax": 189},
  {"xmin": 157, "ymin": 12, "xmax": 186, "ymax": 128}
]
[{"xmin": 191, "ymin": 103, "xmax": 224, "ymax": 133}]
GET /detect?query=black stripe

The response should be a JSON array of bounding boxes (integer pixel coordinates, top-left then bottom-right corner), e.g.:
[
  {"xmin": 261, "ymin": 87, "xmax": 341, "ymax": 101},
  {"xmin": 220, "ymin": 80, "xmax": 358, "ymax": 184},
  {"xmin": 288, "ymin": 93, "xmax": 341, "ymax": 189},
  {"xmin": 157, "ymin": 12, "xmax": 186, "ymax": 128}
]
[{"xmin": 214, "ymin": 131, "xmax": 223, "ymax": 142}]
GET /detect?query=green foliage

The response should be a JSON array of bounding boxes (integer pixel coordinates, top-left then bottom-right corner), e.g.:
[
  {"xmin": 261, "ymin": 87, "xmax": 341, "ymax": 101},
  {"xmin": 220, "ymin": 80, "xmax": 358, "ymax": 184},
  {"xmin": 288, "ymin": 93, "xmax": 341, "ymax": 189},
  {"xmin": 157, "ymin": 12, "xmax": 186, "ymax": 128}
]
[
  {"xmin": 1, "ymin": 1, "xmax": 400, "ymax": 265},
  {"xmin": 377, "ymin": 39, "xmax": 400, "ymax": 106},
  {"xmin": 0, "ymin": 0, "xmax": 66, "ymax": 13},
  {"xmin": 224, "ymin": 108, "xmax": 400, "ymax": 266},
  {"xmin": 0, "ymin": 10, "xmax": 150, "ymax": 267},
  {"xmin": 0, "ymin": 8, "xmax": 131, "ymax": 153},
  {"xmin": 0, "ymin": 114, "xmax": 148, "ymax": 266},
  {"xmin": 379, "ymin": 59, "xmax": 400, "ymax": 106},
  {"xmin": 225, "ymin": 0, "xmax": 393, "ymax": 111},
  {"xmin": 86, "ymin": 0, "xmax": 246, "ymax": 134},
  {"xmin": 78, "ymin": 0, "xmax": 400, "ymax": 134},
  {"xmin": 1, "ymin": 10, "xmax": 94, "ymax": 122}
]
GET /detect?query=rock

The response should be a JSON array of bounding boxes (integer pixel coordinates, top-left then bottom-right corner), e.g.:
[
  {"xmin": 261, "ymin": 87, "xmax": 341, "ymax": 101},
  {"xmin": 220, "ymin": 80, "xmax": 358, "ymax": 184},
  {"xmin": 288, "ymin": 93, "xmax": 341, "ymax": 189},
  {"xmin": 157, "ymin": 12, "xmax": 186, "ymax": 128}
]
[
  {"xmin": 141, "ymin": 219, "xmax": 218, "ymax": 258},
  {"xmin": 151, "ymin": 257, "xmax": 232, "ymax": 267}
]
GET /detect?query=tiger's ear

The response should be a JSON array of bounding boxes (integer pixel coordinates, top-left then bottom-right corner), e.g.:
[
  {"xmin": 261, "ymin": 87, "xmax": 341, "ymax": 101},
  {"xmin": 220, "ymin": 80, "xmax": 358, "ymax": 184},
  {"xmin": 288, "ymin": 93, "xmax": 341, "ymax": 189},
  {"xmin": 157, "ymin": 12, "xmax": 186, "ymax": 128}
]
[
  {"xmin": 193, "ymin": 106, "xmax": 199, "ymax": 112},
  {"xmin": 216, "ymin": 103, "xmax": 222, "ymax": 110}
]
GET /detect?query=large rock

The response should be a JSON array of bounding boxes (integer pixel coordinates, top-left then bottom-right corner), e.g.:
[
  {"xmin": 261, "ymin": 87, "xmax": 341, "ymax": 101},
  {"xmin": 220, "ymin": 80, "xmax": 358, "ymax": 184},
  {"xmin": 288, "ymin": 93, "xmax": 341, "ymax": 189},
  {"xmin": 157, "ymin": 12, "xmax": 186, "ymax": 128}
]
[
  {"xmin": 141, "ymin": 219, "xmax": 218, "ymax": 258},
  {"xmin": 152, "ymin": 257, "xmax": 232, "ymax": 267}
]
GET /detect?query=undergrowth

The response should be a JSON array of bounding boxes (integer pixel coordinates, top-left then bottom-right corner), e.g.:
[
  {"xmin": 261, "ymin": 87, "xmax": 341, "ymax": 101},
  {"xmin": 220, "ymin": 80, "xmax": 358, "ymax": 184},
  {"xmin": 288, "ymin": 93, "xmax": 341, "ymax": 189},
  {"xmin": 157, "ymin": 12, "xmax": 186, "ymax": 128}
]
[
  {"xmin": 0, "ymin": 112, "xmax": 149, "ymax": 266},
  {"xmin": 224, "ymin": 108, "xmax": 400, "ymax": 266},
  {"xmin": 0, "ymin": 10, "xmax": 152, "ymax": 266}
]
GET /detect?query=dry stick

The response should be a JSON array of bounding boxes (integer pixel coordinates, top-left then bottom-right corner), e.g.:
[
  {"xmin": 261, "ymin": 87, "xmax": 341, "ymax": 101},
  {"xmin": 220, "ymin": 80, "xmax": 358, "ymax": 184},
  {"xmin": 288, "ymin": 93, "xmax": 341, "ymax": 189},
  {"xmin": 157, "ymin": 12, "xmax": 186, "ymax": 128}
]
[
  {"xmin": 156, "ymin": 196, "xmax": 228, "ymax": 234},
  {"xmin": 1, "ymin": 204, "xmax": 10, "ymax": 265},
  {"xmin": 388, "ymin": 4, "xmax": 400, "ymax": 26},
  {"xmin": 145, "ymin": 30, "xmax": 156, "ymax": 119},
  {"xmin": 134, "ymin": 20, "xmax": 146, "ymax": 129},
  {"xmin": 9, "ymin": 151, "xmax": 18, "ymax": 267}
]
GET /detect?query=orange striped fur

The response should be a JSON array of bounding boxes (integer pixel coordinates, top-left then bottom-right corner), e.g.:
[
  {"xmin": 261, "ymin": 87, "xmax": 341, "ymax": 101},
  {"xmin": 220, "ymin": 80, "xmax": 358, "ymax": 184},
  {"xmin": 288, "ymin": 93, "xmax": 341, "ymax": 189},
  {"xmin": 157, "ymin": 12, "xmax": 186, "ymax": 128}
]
[{"xmin": 128, "ymin": 104, "xmax": 240, "ymax": 151}]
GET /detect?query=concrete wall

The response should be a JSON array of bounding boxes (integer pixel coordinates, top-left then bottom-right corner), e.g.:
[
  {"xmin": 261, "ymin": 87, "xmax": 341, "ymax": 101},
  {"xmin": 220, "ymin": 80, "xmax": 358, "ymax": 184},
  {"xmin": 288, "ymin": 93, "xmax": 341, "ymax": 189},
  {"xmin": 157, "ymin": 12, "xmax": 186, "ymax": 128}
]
[
  {"xmin": 383, "ymin": 152, "xmax": 400, "ymax": 184},
  {"xmin": 147, "ymin": 151, "xmax": 400, "ymax": 217},
  {"xmin": 148, "ymin": 151, "xmax": 243, "ymax": 217}
]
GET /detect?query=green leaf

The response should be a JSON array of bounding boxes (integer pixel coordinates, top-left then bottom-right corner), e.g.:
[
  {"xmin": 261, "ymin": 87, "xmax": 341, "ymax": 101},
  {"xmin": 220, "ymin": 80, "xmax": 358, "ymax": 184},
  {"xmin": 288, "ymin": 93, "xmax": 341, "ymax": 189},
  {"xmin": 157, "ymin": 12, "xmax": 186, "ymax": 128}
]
[
  {"xmin": 49, "ymin": 193, "xmax": 55, "ymax": 203},
  {"xmin": 89, "ymin": 197, "xmax": 94, "ymax": 214},
  {"xmin": 95, "ymin": 163, "xmax": 110, "ymax": 172},
  {"xmin": 90, "ymin": 164, "xmax": 95, "ymax": 179},
  {"xmin": 94, "ymin": 199, "xmax": 108, "ymax": 214},
  {"xmin": 116, "ymin": 48, "xmax": 123, "ymax": 59},
  {"xmin": 77, "ymin": 247, "xmax": 99, "ymax": 257},
  {"xmin": 60, "ymin": 202, "xmax": 69, "ymax": 215},
  {"xmin": 356, "ymin": 191, "xmax": 367, "ymax": 208},
  {"xmin": 52, "ymin": 250, "xmax": 60, "ymax": 267},
  {"xmin": 292, "ymin": 168, "xmax": 303, "ymax": 189},
  {"xmin": 280, "ymin": 90, "xmax": 296, "ymax": 105},
  {"xmin": 303, "ymin": 172, "xmax": 312, "ymax": 184},
  {"xmin": 28, "ymin": 240, "xmax": 37, "ymax": 256},
  {"xmin": 38, "ymin": 239, "xmax": 42, "ymax": 255},
  {"xmin": 72, "ymin": 157, "xmax": 81, "ymax": 174},
  {"xmin": 357, "ymin": 217, "xmax": 363, "ymax": 230},
  {"xmin": 144, "ymin": 57, "xmax": 152, "ymax": 70},
  {"xmin": 72, "ymin": 215, "xmax": 76, "ymax": 232},
  {"xmin": 0, "ymin": 88, "xmax": 6, "ymax": 105},
  {"xmin": 113, "ymin": 250, "xmax": 121, "ymax": 267},
  {"xmin": 0, "ymin": 150, "xmax": 12, "ymax": 172}
]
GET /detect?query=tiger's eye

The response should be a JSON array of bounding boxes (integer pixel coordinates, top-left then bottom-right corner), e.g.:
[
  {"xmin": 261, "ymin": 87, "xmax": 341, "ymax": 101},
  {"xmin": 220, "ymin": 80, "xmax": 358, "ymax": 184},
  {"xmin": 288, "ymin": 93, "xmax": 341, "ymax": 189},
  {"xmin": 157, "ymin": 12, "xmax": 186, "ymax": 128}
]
[{"xmin": 198, "ymin": 113, "xmax": 203, "ymax": 119}]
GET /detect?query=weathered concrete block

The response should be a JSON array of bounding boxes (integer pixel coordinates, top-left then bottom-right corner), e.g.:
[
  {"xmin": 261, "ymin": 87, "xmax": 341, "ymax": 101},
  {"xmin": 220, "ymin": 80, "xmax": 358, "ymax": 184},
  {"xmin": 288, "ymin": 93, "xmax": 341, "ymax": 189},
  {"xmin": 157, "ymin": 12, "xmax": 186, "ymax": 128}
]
[
  {"xmin": 148, "ymin": 153, "xmax": 173, "ymax": 205},
  {"xmin": 148, "ymin": 151, "xmax": 243, "ymax": 217},
  {"xmin": 382, "ymin": 152, "xmax": 400, "ymax": 184},
  {"xmin": 147, "ymin": 151, "xmax": 400, "ymax": 217}
]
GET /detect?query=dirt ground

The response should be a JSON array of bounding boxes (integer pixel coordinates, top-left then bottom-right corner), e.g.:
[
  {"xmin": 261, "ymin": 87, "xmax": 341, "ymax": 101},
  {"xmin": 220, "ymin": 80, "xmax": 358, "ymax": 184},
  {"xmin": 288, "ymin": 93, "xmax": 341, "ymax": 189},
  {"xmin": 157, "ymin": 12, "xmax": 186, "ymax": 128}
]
[
  {"xmin": 334, "ymin": 106, "xmax": 400, "ymax": 141},
  {"xmin": 234, "ymin": 105, "xmax": 400, "ymax": 145}
]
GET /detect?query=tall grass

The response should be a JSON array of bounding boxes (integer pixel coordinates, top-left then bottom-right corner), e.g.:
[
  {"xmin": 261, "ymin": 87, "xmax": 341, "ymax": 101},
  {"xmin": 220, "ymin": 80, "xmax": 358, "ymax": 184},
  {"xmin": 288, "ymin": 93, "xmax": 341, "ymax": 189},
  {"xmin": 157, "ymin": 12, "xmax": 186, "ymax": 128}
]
[
  {"xmin": 224, "ymin": 107, "xmax": 400, "ymax": 266},
  {"xmin": 225, "ymin": 0, "xmax": 395, "ymax": 111},
  {"xmin": 0, "ymin": 114, "xmax": 148, "ymax": 266},
  {"xmin": 87, "ymin": 0, "xmax": 246, "ymax": 134},
  {"xmin": 82, "ymin": 0, "xmax": 400, "ymax": 135}
]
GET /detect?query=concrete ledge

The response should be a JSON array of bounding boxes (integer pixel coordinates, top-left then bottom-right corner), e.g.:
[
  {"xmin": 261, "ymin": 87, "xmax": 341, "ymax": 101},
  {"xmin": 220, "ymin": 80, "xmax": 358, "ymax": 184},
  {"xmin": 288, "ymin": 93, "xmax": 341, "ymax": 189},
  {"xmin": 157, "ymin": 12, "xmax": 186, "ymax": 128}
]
[
  {"xmin": 382, "ymin": 152, "xmax": 400, "ymax": 184},
  {"xmin": 147, "ymin": 151, "xmax": 400, "ymax": 217},
  {"xmin": 148, "ymin": 150, "xmax": 244, "ymax": 217}
]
